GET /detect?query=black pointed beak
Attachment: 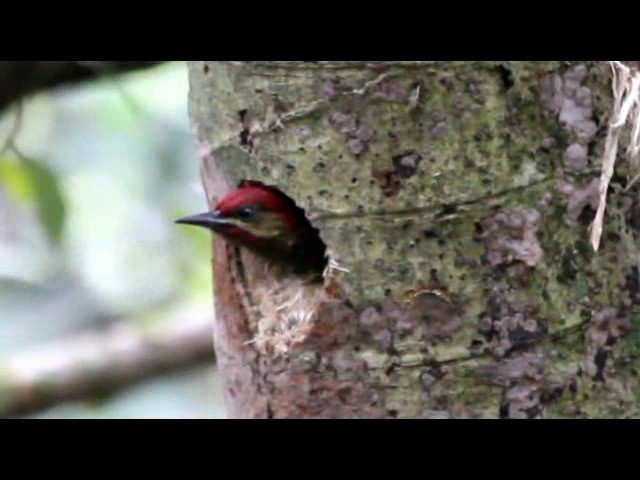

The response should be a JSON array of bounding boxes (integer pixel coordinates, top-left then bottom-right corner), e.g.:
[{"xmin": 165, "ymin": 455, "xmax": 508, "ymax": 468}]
[{"xmin": 175, "ymin": 210, "xmax": 229, "ymax": 230}]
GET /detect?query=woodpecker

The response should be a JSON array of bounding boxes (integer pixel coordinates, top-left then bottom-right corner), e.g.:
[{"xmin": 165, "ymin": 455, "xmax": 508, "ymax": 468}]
[{"xmin": 176, "ymin": 180, "xmax": 327, "ymax": 278}]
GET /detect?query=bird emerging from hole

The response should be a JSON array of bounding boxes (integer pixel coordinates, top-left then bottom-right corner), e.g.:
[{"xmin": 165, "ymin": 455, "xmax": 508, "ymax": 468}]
[{"xmin": 176, "ymin": 180, "xmax": 327, "ymax": 279}]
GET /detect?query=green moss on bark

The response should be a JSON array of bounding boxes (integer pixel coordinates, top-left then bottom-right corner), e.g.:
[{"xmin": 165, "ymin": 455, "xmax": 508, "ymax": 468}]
[{"xmin": 189, "ymin": 61, "xmax": 640, "ymax": 418}]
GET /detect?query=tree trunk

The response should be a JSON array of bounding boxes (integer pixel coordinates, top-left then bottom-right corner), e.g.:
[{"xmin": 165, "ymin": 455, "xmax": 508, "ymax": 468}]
[{"xmin": 187, "ymin": 61, "xmax": 640, "ymax": 418}]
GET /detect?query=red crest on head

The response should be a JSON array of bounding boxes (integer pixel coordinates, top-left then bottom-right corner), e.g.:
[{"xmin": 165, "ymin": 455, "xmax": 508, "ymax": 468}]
[{"xmin": 215, "ymin": 180, "xmax": 305, "ymax": 232}]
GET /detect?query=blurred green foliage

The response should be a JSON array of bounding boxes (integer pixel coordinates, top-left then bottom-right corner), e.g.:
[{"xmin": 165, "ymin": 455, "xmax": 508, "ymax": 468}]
[
  {"xmin": 0, "ymin": 62, "xmax": 223, "ymax": 418},
  {"xmin": 0, "ymin": 154, "xmax": 66, "ymax": 244}
]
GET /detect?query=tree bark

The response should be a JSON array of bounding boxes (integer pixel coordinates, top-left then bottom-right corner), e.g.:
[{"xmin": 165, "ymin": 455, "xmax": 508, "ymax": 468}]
[{"xmin": 188, "ymin": 61, "xmax": 640, "ymax": 418}]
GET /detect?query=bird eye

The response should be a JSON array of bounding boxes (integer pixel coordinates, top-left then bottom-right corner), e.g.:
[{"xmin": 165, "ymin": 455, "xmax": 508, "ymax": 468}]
[{"xmin": 238, "ymin": 205, "xmax": 257, "ymax": 218}]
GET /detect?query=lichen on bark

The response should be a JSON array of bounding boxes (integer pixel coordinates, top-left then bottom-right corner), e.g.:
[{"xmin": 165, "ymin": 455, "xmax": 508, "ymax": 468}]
[{"xmin": 188, "ymin": 61, "xmax": 640, "ymax": 418}]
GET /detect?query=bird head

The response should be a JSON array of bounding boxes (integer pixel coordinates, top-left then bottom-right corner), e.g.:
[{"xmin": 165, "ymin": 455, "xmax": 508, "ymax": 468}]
[{"xmin": 176, "ymin": 180, "xmax": 326, "ymax": 274}]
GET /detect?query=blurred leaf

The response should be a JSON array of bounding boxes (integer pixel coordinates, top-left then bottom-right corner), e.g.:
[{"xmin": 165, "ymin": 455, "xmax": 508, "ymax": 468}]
[
  {"xmin": 0, "ymin": 154, "xmax": 66, "ymax": 245},
  {"xmin": 0, "ymin": 156, "xmax": 32, "ymax": 201},
  {"xmin": 22, "ymin": 157, "xmax": 66, "ymax": 245}
]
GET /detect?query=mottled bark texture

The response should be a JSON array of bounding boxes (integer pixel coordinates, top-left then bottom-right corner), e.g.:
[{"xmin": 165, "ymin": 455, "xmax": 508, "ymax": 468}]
[{"xmin": 188, "ymin": 61, "xmax": 640, "ymax": 418}]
